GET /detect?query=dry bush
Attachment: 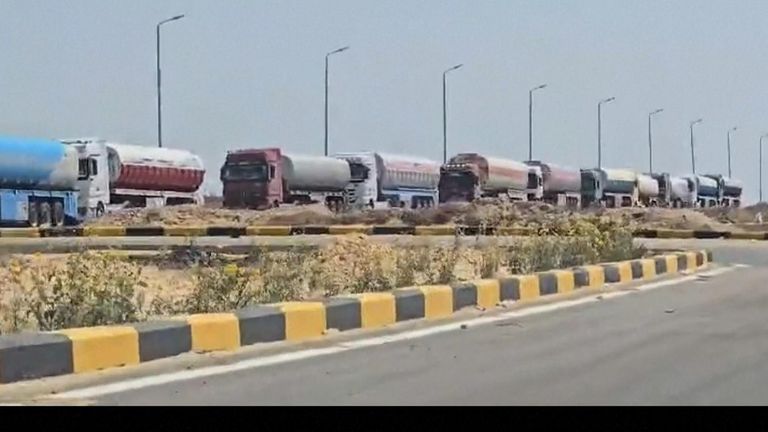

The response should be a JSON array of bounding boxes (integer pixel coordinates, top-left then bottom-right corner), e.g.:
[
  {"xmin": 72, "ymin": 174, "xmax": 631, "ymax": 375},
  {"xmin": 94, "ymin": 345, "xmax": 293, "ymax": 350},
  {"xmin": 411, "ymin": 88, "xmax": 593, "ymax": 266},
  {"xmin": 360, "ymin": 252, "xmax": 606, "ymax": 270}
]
[
  {"xmin": 151, "ymin": 248, "xmax": 310, "ymax": 315},
  {"xmin": 1, "ymin": 252, "xmax": 146, "ymax": 333},
  {"xmin": 310, "ymin": 236, "xmax": 399, "ymax": 296}
]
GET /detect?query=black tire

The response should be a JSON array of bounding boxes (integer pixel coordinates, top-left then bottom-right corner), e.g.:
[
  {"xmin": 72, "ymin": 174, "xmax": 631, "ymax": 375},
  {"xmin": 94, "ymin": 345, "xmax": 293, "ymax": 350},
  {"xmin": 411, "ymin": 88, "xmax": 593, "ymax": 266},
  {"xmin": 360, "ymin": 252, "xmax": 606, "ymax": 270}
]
[
  {"xmin": 28, "ymin": 201, "xmax": 39, "ymax": 227},
  {"xmin": 39, "ymin": 202, "xmax": 52, "ymax": 227},
  {"xmin": 96, "ymin": 202, "xmax": 105, "ymax": 218},
  {"xmin": 53, "ymin": 201, "xmax": 64, "ymax": 227}
]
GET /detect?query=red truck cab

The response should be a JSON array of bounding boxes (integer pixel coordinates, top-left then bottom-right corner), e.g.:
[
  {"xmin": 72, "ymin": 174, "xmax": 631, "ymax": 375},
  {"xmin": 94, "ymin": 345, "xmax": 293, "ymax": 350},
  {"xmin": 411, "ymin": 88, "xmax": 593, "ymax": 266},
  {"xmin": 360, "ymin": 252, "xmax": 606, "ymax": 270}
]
[{"xmin": 221, "ymin": 148, "xmax": 282, "ymax": 209}]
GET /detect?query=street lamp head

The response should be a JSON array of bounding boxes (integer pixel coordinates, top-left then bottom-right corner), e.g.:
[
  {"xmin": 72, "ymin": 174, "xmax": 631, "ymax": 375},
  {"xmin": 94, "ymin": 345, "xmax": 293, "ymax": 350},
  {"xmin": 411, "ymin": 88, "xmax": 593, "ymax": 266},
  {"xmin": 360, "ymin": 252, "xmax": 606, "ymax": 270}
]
[
  {"xmin": 328, "ymin": 46, "xmax": 350, "ymax": 56},
  {"xmin": 159, "ymin": 14, "xmax": 186, "ymax": 26},
  {"xmin": 730, "ymin": 126, "xmax": 738, "ymax": 132},
  {"xmin": 533, "ymin": 84, "xmax": 548, "ymax": 91},
  {"xmin": 691, "ymin": 118, "xmax": 703, "ymax": 126},
  {"xmin": 444, "ymin": 64, "xmax": 463, "ymax": 74},
  {"xmin": 600, "ymin": 97, "xmax": 616, "ymax": 105},
  {"xmin": 651, "ymin": 108, "xmax": 664, "ymax": 115}
]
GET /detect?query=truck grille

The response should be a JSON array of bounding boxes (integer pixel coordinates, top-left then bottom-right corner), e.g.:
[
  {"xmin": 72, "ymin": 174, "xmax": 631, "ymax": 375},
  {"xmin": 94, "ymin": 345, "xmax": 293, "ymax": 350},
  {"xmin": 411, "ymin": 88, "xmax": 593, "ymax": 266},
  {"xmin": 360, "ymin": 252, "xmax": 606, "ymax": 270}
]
[{"xmin": 345, "ymin": 185, "xmax": 358, "ymax": 204}]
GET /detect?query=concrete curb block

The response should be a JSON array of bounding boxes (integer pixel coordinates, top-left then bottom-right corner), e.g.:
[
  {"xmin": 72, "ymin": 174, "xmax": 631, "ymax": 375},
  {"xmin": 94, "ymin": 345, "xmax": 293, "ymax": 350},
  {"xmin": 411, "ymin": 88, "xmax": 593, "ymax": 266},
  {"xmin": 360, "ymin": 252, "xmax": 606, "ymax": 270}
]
[
  {"xmin": 0, "ymin": 225, "xmax": 760, "ymax": 239},
  {"xmin": 0, "ymin": 250, "xmax": 712, "ymax": 385}
]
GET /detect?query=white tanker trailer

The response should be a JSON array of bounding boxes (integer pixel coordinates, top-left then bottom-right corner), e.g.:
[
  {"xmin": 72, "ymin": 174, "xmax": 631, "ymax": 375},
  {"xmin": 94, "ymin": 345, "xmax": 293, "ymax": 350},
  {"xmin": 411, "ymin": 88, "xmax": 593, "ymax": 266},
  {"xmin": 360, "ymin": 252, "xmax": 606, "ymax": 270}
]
[
  {"xmin": 526, "ymin": 160, "xmax": 581, "ymax": 208},
  {"xmin": 334, "ymin": 152, "xmax": 441, "ymax": 209}
]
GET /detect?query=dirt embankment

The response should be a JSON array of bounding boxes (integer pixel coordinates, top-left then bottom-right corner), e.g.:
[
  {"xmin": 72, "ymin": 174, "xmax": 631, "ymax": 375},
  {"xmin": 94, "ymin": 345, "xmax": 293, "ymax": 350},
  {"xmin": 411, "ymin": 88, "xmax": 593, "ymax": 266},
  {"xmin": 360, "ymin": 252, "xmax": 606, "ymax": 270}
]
[{"xmin": 86, "ymin": 200, "xmax": 768, "ymax": 232}]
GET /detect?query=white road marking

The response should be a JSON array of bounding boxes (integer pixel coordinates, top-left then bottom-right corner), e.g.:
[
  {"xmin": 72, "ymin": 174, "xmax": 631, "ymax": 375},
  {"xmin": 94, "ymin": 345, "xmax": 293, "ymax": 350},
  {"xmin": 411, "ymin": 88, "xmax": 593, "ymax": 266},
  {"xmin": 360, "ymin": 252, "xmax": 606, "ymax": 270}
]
[{"xmin": 50, "ymin": 265, "xmax": 738, "ymax": 400}]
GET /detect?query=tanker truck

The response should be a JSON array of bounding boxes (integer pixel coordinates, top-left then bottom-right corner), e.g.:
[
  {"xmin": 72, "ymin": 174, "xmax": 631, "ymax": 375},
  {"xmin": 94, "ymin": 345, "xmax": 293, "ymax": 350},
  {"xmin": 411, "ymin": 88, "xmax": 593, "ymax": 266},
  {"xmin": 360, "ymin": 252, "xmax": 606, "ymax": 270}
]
[
  {"xmin": 669, "ymin": 176, "xmax": 697, "ymax": 208},
  {"xmin": 221, "ymin": 148, "xmax": 350, "ymax": 211},
  {"xmin": 333, "ymin": 152, "xmax": 440, "ymax": 209},
  {"xmin": 636, "ymin": 173, "xmax": 660, "ymax": 207},
  {"xmin": 0, "ymin": 136, "xmax": 79, "ymax": 227},
  {"xmin": 62, "ymin": 138, "xmax": 206, "ymax": 217},
  {"xmin": 646, "ymin": 173, "xmax": 672, "ymax": 207},
  {"xmin": 438, "ymin": 153, "xmax": 540, "ymax": 203},
  {"xmin": 525, "ymin": 161, "xmax": 581, "ymax": 208},
  {"xmin": 721, "ymin": 177, "xmax": 743, "ymax": 207},
  {"xmin": 704, "ymin": 174, "xmax": 743, "ymax": 207},
  {"xmin": 581, "ymin": 168, "xmax": 640, "ymax": 208},
  {"xmin": 580, "ymin": 168, "xmax": 638, "ymax": 208},
  {"xmin": 675, "ymin": 175, "xmax": 718, "ymax": 208},
  {"xmin": 692, "ymin": 175, "xmax": 720, "ymax": 207}
]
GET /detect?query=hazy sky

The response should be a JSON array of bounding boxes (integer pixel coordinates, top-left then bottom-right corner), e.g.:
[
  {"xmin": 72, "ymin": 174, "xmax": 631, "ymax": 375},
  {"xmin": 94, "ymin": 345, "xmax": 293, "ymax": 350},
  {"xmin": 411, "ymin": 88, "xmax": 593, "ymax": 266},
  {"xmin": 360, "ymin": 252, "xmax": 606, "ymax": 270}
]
[{"xmin": 1, "ymin": 0, "xmax": 767, "ymax": 201}]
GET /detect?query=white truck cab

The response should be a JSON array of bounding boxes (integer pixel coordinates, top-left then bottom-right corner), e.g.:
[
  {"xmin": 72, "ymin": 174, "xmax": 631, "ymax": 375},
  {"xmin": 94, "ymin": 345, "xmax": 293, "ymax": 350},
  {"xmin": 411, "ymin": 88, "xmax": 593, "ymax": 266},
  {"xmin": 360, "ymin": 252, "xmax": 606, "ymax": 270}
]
[{"xmin": 62, "ymin": 138, "xmax": 110, "ymax": 217}]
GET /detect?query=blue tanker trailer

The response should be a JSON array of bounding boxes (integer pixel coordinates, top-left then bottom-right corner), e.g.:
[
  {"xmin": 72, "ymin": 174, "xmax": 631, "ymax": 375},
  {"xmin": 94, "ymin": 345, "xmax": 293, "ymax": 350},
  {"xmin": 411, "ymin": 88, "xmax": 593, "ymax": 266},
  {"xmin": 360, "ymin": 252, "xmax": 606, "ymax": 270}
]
[{"xmin": 0, "ymin": 136, "xmax": 79, "ymax": 226}]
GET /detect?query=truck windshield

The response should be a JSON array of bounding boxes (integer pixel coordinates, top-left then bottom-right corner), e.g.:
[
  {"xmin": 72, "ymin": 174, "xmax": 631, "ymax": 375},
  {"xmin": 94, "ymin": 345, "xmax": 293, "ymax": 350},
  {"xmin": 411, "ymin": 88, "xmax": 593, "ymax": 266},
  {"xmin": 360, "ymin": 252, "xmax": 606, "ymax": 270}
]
[
  {"xmin": 78, "ymin": 158, "xmax": 97, "ymax": 180},
  {"xmin": 223, "ymin": 164, "xmax": 268, "ymax": 181},
  {"xmin": 78, "ymin": 159, "xmax": 89, "ymax": 180},
  {"xmin": 527, "ymin": 172, "xmax": 540, "ymax": 189},
  {"xmin": 439, "ymin": 172, "xmax": 474, "ymax": 197},
  {"xmin": 581, "ymin": 172, "xmax": 596, "ymax": 192},
  {"xmin": 349, "ymin": 163, "xmax": 369, "ymax": 182}
]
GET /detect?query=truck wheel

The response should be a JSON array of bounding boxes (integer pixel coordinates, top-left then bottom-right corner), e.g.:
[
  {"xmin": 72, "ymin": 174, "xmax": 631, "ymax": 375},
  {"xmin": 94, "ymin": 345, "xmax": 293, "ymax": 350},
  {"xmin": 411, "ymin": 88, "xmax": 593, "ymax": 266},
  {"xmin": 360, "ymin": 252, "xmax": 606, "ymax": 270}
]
[
  {"xmin": 28, "ymin": 202, "xmax": 39, "ymax": 227},
  {"xmin": 95, "ymin": 202, "xmax": 105, "ymax": 217},
  {"xmin": 39, "ymin": 202, "xmax": 52, "ymax": 228},
  {"xmin": 53, "ymin": 201, "xmax": 65, "ymax": 226}
]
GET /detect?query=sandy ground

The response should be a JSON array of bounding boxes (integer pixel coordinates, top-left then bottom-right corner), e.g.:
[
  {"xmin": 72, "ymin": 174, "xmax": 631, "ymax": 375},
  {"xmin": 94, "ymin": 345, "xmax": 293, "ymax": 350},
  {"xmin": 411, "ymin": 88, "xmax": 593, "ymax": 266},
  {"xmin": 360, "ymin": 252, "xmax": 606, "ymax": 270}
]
[{"xmin": 86, "ymin": 200, "xmax": 766, "ymax": 232}]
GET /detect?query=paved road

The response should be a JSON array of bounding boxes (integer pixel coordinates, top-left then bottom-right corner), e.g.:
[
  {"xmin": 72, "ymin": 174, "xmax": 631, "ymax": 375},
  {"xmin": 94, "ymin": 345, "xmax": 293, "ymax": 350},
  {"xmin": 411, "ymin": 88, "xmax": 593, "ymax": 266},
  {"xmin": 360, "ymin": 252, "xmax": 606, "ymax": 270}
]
[{"xmin": 50, "ymin": 252, "xmax": 766, "ymax": 405}]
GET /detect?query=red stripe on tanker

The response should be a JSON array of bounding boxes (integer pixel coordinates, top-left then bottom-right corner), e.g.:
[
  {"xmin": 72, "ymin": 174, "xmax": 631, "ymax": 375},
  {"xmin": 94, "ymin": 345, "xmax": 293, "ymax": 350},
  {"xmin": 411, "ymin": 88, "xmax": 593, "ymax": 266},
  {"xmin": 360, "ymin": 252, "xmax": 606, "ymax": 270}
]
[{"xmin": 107, "ymin": 143, "xmax": 205, "ymax": 193}]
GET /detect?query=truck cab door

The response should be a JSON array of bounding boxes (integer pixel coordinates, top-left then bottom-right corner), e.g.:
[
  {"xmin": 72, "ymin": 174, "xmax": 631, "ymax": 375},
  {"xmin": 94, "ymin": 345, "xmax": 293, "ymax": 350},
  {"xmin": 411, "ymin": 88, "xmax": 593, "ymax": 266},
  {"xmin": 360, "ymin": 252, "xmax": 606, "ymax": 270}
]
[{"xmin": 77, "ymin": 149, "xmax": 110, "ymax": 216}]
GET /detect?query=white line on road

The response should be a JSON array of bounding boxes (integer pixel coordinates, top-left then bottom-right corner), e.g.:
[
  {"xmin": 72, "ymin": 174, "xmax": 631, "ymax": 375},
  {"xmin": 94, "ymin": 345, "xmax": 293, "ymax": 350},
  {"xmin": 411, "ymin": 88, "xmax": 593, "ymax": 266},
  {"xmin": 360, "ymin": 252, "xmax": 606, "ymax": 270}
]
[{"xmin": 50, "ymin": 265, "xmax": 738, "ymax": 401}]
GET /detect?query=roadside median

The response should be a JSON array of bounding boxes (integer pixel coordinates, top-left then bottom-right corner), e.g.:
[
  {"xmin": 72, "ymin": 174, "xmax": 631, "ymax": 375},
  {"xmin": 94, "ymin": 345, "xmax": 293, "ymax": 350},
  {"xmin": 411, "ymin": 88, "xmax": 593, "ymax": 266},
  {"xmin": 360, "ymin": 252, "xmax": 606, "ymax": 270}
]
[{"xmin": 0, "ymin": 249, "xmax": 711, "ymax": 385}]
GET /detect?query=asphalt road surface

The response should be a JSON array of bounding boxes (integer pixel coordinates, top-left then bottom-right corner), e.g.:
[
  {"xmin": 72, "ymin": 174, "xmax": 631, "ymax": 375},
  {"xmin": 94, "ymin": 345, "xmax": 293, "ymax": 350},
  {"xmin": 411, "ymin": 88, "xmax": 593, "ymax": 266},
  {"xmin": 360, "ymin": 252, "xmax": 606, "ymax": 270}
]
[{"xmin": 7, "ymin": 242, "xmax": 757, "ymax": 405}]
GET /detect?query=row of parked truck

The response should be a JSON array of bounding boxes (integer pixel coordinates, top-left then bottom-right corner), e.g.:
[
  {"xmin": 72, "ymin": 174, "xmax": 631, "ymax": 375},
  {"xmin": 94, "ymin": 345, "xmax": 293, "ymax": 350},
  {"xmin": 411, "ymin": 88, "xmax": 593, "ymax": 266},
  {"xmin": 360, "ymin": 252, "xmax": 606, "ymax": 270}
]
[
  {"xmin": 0, "ymin": 135, "xmax": 743, "ymax": 227},
  {"xmin": 219, "ymin": 148, "xmax": 744, "ymax": 211},
  {"xmin": 0, "ymin": 136, "xmax": 204, "ymax": 226}
]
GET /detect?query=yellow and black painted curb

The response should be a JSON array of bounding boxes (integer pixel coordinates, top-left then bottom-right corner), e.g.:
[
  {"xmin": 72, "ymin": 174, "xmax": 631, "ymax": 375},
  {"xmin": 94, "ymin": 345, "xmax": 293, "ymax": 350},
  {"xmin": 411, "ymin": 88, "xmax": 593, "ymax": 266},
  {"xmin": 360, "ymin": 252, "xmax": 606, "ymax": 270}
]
[
  {"xmin": 0, "ymin": 225, "xmax": 527, "ymax": 238},
  {"xmin": 632, "ymin": 229, "xmax": 768, "ymax": 240},
  {"xmin": 0, "ymin": 250, "xmax": 712, "ymax": 385},
  {"xmin": 0, "ymin": 225, "xmax": 760, "ymax": 239}
]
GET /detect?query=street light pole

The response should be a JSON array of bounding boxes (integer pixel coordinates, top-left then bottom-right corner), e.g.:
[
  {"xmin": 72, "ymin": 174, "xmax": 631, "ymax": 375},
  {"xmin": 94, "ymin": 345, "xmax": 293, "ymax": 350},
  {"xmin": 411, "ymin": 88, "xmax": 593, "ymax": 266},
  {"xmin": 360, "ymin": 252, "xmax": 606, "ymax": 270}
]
[
  {"xmin": 442, "ymin": 64, "xmax": 463, "ymax": 164},
  {"xmin": 156, "ymin": 14, "xmax": 185, "ymax": 148},
  {"xmin": 690, "ymin": 118, "xmax": 703, "ymax": 174},
  {"xmin": 597, "ymin": 97, "xmax": 615, "ymax": 168},
  {"xmin": 648, "ymin": 108, "xmax": 664, "ymax": 173},
  {"xmin": 761, "ymin": 134, "xmax": 768, "ymax": 202},
  {"xmin": 528, "ymin": 84, "xmax": 547, "ymax": 161},
  {"xmin": 727, "ymin": 126, "xmax": 737, "ymax": 178},
  {"xmin": 324, "ymin": 46, "xmax": 350, "ymax": 156}
]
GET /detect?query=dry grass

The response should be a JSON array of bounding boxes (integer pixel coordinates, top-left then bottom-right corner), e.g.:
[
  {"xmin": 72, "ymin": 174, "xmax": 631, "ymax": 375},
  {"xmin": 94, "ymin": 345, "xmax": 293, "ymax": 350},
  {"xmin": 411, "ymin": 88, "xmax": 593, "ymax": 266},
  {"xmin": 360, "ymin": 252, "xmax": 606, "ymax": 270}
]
[{"xmin": 0, "ymin": 221, "xmax": 645, "ymax": 333}]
